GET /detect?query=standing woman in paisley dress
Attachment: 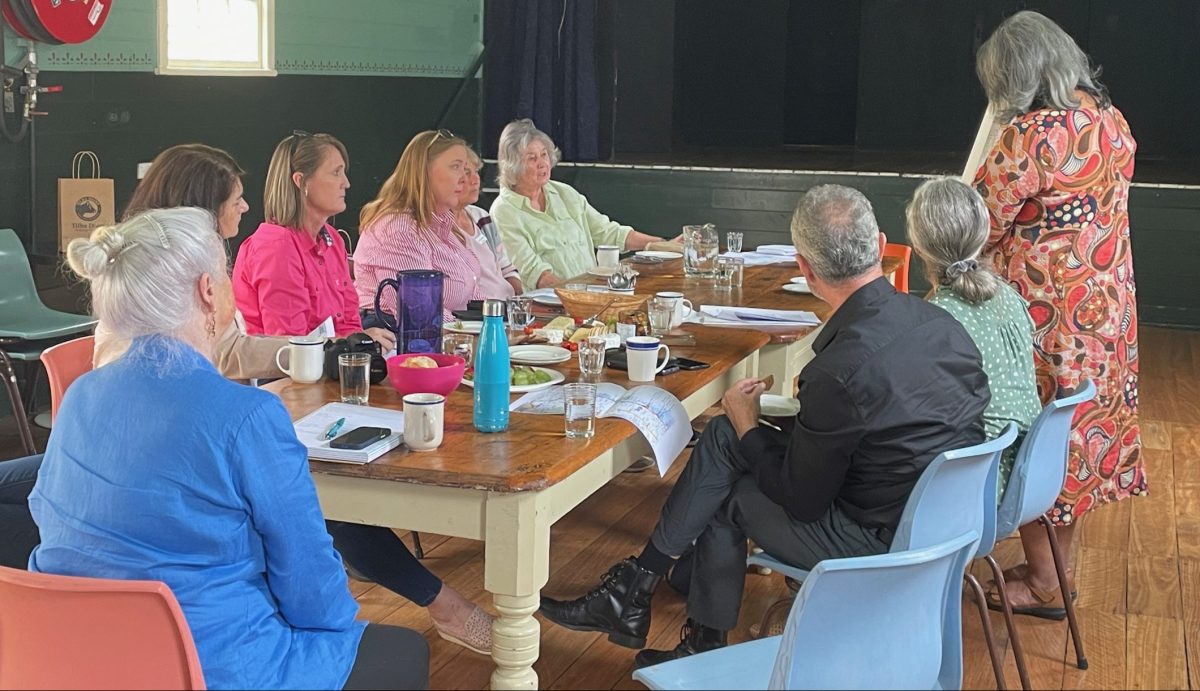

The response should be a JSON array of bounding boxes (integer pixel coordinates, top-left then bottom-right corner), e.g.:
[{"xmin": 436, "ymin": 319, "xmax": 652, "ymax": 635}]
[{"xmin": 974, "ymin": 10, "xmax": 1144, "ymax": 616}]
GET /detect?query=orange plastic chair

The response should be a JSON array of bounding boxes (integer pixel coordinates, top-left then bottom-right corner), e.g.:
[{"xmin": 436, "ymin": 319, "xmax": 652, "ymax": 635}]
[
  {"xmin": 0, "ymin": 565, "xmax": 206, "ymax": 689},
  {"xmin": 40, "ymin": 334, "xmax": 95, "ymax": 424},
  {"xmin": 884, "ymin": 243, "xmax": 913, "ymax": 294}
]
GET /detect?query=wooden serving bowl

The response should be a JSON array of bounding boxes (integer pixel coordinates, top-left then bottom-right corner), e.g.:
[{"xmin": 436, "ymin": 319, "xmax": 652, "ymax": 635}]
[{"xmin": 553, "ymin": 288, "xmax": 649, "ymax": 322}]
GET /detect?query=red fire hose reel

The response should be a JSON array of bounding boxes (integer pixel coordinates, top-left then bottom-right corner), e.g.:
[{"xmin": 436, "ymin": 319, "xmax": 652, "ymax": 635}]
[{"xmin": 3, "ymin": 0, "xmax": 111, "ymax": 45}]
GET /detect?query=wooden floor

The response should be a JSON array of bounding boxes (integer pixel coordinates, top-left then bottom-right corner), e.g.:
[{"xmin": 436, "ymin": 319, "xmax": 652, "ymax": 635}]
[{"xmin": 343, "ymin": 325, "xmax": 1200, "ymax": 690}]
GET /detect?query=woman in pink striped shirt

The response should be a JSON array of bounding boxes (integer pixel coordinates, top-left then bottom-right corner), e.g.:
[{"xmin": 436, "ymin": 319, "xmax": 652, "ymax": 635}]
[{"xmin": 355, "ymin": 130, "xmax": 517, "ymax": 326}]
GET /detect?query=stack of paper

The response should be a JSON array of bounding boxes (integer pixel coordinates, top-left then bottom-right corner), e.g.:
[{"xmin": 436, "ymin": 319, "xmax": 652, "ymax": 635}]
[
  {"xmin": 686, "ymin": 305, "xmax": 821, "ymax": 328},
  {"xmin": 293, "ymin": 402, "xmax": 405, "ymax": 464},
  {"xmin": 720, "ymin": 246, "xmax": 797, "ymax": 266}
]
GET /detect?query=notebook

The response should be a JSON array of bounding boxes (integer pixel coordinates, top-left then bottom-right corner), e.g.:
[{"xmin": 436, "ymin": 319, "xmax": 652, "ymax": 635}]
[{"xmin": 293, "ymin": 402, "xmax": 405, "ymax": 464}]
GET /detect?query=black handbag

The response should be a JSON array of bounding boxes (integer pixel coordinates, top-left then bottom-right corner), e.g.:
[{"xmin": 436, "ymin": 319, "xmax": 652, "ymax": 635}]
[{"xmin": 323, "ymin": 332, "xmax": 389, "ymax": 384}]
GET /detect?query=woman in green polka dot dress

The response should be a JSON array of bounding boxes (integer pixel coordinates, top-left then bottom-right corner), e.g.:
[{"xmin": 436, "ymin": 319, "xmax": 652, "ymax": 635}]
[{"xmin": 907, "ymin": 177, "xmax": 1043, "ymax": 502}]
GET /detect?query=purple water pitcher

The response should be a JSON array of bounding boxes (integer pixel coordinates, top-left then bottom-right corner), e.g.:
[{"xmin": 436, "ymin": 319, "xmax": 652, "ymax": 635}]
[{"xmin": 373, "ymin": 270, "xmax": 444, "ymax": 354}]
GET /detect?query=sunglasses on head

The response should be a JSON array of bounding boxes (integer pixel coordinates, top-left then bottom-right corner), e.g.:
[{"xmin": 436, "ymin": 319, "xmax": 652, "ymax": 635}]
[
  {"xmin": 288, "ymin": 129, "xmax": 313, "ymax": 160},
  {"xmin": 425, "ymin": 128, "xmax": 456, "ymax": 151}
]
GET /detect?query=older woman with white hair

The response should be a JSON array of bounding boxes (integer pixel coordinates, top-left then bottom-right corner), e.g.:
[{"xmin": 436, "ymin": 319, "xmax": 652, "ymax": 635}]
[
  {"xmin": 489, "ymin": 118, "xmax": 674, "ymax": 288},
  {"xmin": 28, "ymin": 208, "xmax": 428, "ymax": 690},
  {"xmin": 906, "ymin": 177, "xmax": 1040, "ymax": 503},
  {"xmin": 973, "ymin": 10, "xmax": 1142, "ymax": 619}
]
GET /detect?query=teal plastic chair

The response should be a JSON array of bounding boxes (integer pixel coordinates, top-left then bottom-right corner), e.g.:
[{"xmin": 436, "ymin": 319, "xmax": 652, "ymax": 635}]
[
  {"xmin": 749, "ymin": 425, "xmax": 1018, "ymax": 690},
  {"xmin": 633, "ymin": 531, "xmax": 979, "ymax": 690},
  {"xmin": 977, "ymin": 379, "xmax": 1097, "ymax": 688},
  {"xmin": 0, "ymin": 229, "xmax": 98, "ymax": 455}
]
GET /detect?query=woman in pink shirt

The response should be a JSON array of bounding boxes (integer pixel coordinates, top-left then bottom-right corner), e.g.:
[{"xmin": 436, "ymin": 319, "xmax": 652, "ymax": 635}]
[
  {"xmin": 233, "ymin": 132, "xmax": 395, "ymax": 350},
  {"xmin": 355, "ymin": 130, "xmax": 517, "ymax": 326}
]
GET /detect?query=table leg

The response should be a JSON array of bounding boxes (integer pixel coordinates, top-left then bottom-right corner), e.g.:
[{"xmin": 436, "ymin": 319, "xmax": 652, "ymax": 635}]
[{"xmin": 485, "ymin": 490, "xmax": 551, "ymax": 690}]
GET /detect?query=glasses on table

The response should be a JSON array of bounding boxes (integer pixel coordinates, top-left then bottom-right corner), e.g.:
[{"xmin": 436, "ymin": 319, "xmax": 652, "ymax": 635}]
[{"xmin": 577, "ymin": 336, "xmax": 607, "ymax": 384}]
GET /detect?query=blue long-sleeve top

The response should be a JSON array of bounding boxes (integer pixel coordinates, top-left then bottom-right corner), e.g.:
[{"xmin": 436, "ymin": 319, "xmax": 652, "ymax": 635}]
[{"xmin": 29, "ymin": 336, "xmax": 365, "ymax": 690}]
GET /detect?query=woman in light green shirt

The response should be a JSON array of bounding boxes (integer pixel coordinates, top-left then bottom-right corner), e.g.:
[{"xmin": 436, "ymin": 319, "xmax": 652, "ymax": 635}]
[
  {"xmin": 906, "ymin": 177, "xmax": 1042, "ymax": 503},
  {"xmin": 489, "ymin": 119, "xmax": 673, "ymax": 289}
]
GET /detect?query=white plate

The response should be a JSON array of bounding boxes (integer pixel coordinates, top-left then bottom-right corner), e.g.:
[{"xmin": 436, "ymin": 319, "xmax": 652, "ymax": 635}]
[
  {"xmin": 760, "ymin": 394, "xmax": 801, "ymax": 417},
  {"xmin": 789, "ymin": 276, "xmax": 809, "ymax": 285},
  {"xmin": 509, "ymin": 345, "xmax": 572, "ymax": 365},
  {"xmin": 462, "ymin": 366, "xmax": 565, "ymax": 393},
  {"xmin": 636, "ymin": 250, "xmax": 683, "ymax": 260},
  {"xmin": 587, "ymin": 265, "xmax": 617, "ymax": 277},
  {"xmin": 444, "ymin": 321, "xmax": 483, "ymax": 334},
  {"xmin": 530, "ymin": 294, "xmax": 562, "ymax": 306},
  {"xmin": 781, "ymin": 283, "xmax": 812, "ymax": 295}
]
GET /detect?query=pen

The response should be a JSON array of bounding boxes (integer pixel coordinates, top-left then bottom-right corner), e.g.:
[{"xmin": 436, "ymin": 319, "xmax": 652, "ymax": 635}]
[{"xmin": 324, "ymin": 417, "xmax": 346, "ymax": 440}]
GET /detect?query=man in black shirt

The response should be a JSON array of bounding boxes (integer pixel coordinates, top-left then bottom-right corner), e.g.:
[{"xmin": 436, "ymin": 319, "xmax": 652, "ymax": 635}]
[{"xmin": 540, "ymin": 184, "xmax": 991, "ymax": 666}]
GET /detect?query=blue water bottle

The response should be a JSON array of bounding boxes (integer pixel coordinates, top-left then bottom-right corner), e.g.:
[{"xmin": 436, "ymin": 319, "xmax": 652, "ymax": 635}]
[{"xmin": 473, "ymin": 298, "xmax": 510, "ymax": 432}]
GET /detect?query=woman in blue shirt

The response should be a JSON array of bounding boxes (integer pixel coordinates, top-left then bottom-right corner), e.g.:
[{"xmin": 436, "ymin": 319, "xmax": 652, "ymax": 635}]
[{"xmin": 29, "ymin": 208, "xmax": 428, "ymax": 690}]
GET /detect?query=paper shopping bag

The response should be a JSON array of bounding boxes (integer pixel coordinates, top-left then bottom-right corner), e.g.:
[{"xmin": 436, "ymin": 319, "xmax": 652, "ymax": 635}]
[{"xmin": 58, "ymin": 151, "xmax": 115, "ymax": 251}]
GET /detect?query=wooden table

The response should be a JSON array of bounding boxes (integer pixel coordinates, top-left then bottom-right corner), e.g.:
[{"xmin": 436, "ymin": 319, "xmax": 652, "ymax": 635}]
[
  {"xmin": 560, "ymin": 256, "xmax": 901, "ymax": 394},
  {"xmin": 266, "ymin": 326, "xmax": 769, "ymax": 690}
]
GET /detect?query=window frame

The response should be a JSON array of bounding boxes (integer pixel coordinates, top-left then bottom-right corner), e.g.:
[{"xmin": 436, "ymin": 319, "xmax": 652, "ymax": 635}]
[{"xmin": 155, "ymin": 0, "xmax": 277, "ymax": 77}]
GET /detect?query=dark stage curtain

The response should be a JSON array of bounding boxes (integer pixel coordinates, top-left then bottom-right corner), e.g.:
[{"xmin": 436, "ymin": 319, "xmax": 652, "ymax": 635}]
[{"xmin": 484, "ymin": 0, "xmax": 599, "ymax": 161}]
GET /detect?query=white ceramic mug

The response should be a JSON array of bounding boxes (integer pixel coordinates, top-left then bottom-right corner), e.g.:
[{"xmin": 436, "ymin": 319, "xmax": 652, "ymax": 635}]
[
  {"xmin": 655, "ymin": 291, "xmax": 694, "ymax": 328},
  {"xmin": 403, "ymin": 393, "xmax": 445, "ymax": 452},
  {"xmin": 275, "ymin": 336, "xmax": 326, "ymax": 383},
  {"xmin": 626, "ymin": 336, "xmax": 670, "ymax": 382},
  {"xmin": 596, "ymin": 244, "xmax": 620, "ymax": 269}
]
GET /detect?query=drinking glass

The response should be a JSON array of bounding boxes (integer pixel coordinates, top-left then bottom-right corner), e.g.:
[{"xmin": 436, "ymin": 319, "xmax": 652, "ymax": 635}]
[
  {"xmin": 577, "ymin": 336, "xmax": 607, "ymax": 383},
  {"xmin": 506, "ymin": 296, "xmax": 532, "ymax": 334},
  {"xmin": 338, "ymin": 353, "xmax": 371, "ymax": 405},
  {"xmin": 441, "ymin": 333, "xmax": 474, "ymax": 366},
  {"xmin": 723, "ymin": 256, "xmax": 745, "ymax": 287},
  {"xmin": 564, "ymin": 383, "xmax": 597, "ymax": 439},
  {"xmin": 726, "ymin": 231, "xmax": 744, "ymax": 253},
  {"xmin": 714, "ymin": 256, "xmax": 741, "ymax": 290},
  {"xmin": 648, "ymin": 298, "xmax": 674, "ymax": 336},
  {"xmin": 565, "ymin": 282, "xmax": 589, "ymax": 293}
]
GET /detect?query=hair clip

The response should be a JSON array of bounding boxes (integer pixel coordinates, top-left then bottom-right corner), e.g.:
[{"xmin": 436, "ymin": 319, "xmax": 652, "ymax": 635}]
[
  {"xmin": 145, "ymin": 215, "xmax": 172, "ymax": 249},
  {"xmin": 106, "ymin": 241, "xmax": 140, "ymax": 264}
]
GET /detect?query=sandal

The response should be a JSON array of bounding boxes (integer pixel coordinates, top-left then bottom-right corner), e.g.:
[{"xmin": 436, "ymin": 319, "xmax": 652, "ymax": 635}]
[
  {"xmin": 1001, "ymin": 563, "xmax": 1078, "ymax": 601},
  {"xmin": 985, "ymin": 575, "xmax": 1068, "ymax": 620},
  {"xmin": 433, "ymin": 605, "xmax": 494, "ymax": 655}
]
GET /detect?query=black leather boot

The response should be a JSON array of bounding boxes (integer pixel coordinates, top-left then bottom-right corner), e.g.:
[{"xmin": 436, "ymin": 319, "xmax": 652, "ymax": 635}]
[
  {"xmin": 634, "ymin": 619, "xmax": 727, "ymax": 669},
  {"xmin": 539, "ymin": 557, "xmax": 662, "ymax": 649}
]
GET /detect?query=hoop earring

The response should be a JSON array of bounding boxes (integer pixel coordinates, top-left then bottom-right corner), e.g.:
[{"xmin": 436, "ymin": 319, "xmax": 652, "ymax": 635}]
[{"xmin": 205, "ymin": 311, "xmax": 217, "ymax": 339}]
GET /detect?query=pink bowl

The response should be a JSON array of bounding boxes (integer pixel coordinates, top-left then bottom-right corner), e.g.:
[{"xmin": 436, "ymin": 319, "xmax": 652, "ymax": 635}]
[{"xmin": 386, "ymin": 353, "xmax": 467, "ymax": 397}]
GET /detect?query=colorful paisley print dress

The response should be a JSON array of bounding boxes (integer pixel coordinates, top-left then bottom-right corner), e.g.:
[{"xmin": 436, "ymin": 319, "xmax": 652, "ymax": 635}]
[{"xmin": 974, "ymin": 99, "xmax": 1145, "ymax": 525}]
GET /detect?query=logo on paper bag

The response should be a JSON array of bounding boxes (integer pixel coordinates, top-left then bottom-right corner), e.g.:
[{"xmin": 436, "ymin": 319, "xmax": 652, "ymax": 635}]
[{"xmin": 75, "ymin": 197, "xmax": 102, "ymax": 222}]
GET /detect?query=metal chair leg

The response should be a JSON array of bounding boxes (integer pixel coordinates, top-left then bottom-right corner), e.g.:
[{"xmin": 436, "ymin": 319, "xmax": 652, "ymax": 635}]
[
  {"xmin": 411, "ymin": 531, "xmax": 424, "ymax": 559},
  {"xmin": 966, "ymin": 572, "xmax": 1008, "ymax": 691},
  {"xmin": 985, "ymin": 555, "xmax": 1031, "ymax": 690},
  {"xmin": 1041, "ymin": 515, "xmax": 1088, "ymax": 670},
  {"xmin": 0, "ymin": 348, "xmax": 36, "ymax": 456}
]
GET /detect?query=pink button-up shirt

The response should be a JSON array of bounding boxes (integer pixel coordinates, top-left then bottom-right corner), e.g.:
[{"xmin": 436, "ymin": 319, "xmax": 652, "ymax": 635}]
[
  {"xmin": 354, "ymin": 210, "xmax": 513, "ymax": 322},
  {"xmin": 233, "ymin": 222, "xmax": 362, "ymax": 337}
]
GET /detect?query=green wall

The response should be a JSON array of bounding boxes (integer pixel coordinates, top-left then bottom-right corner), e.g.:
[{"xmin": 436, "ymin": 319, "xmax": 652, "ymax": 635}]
[
  {"xmin": 551, "ymin": 165, "xmax": 1200, "ymax": 330},
  {"xmin": 4, "ymin": 0, "xmax": 482, "ymax": 75}
]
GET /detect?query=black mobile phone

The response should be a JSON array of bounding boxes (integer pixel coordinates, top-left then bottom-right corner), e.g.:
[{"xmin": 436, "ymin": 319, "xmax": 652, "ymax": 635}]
[
  {"xmin": 673, "ymin": 356, "xmax": 710, "ymax": 371},
  {"xmin": 329, "ymin": 426, "xmax": 391, "ymax": 450}
]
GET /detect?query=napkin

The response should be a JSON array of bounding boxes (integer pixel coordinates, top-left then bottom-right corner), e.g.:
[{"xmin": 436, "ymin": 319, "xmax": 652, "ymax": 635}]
[
  {"xmin": 719, "ymin": 251, "xmax": 796, "ymax": 266},
  {"xmin": 690, "ymin": 306, "xmax": 820, "ymax": 326},
  {"xmin": 755, "ymin": 244, "xmax": 798, "ymax": 256}
]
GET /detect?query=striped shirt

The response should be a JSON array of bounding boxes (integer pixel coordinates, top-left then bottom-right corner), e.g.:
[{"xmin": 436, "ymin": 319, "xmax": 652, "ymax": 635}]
[{"xmin": 354, "ymin": 210, "xmax": 507, "ymax": 322}]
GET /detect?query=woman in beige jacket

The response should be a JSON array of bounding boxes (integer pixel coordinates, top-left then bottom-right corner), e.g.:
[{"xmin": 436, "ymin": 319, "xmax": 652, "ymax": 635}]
[{"xmin": 93, "ymin": 143, "xmax": 290, "ymax": 377}]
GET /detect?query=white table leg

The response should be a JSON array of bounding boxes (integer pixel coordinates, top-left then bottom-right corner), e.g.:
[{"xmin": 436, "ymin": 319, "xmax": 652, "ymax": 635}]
[
  {"xmin": 758, "ymin": 325, "xmax": 824, "ymax": 396},
  {"xmin": 485, "ymin": 490, "xmax": 551, "ymax": 690}
]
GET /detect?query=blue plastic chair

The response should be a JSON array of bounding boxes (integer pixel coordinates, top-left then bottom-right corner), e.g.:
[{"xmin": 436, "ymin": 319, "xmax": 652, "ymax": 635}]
[
  {"xmin": 633, "ymin": 531, "xmax": 979, "ymax": 690},
  {"xmin": 0, "ymin": 229, "xmax": 98, "ymax": 455},
  {"xmin": 976, "ymin": 380, "xmax": 1098, "ymax": 687},
  {"xmin": 748, "ymin": 425, "xmax": 1018, "ymax": 690}
]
